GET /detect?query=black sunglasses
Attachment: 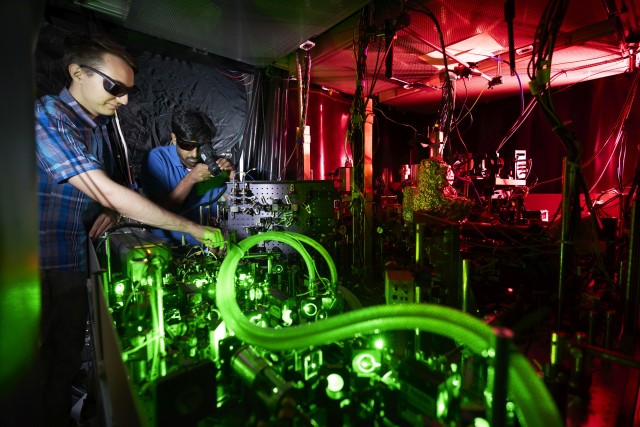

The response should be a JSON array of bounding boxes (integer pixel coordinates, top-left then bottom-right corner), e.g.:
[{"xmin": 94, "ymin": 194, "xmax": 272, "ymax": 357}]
[
  {"xmin": 176, "ymin": 138, "xmax": 203, "ymax": 152},
  {"xmin": 79, "ymin": 64, "xmax": 131, "ymax": 97}
]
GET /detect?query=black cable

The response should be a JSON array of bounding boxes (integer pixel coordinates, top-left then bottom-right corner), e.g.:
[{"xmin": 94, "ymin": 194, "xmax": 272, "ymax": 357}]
[
  {"xmin": 407, "ymin": 3, "xmax": 454, "ymax": 158},
  {"xmin": 505, "ymin": 0, "xmax": 516, "ymax": 76}
]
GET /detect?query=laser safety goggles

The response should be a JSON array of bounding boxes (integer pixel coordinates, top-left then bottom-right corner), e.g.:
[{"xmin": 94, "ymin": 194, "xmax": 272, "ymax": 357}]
[
  {"xmin": 176, "ymin": 138, "xmax": 204, "ymax": 152},
  {"xmin": 80, "ymin": 64, "xmax": 132, "ymax": 97}
]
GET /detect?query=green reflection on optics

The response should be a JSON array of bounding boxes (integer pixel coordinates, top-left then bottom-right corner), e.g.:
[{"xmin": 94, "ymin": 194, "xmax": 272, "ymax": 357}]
[
  {"xmin": 326, "ymin": 372, "xmax": 345, "ymax": 400},
  {"xmin": 353, "ymin": 352, "xmax": 380, "ymax": 374},
  {"xmin": 303, "ymin": 302, "xmax": 317, "ymax": 316},
  {"xmin": 114, "ymin": 281, "xmax": 126, "ymax": 295},
  {"xmin": 282, "ymin": 307, "xmax": 293, "ymax": 325},
  {"xmin": 327, "ymin": 373, "xmax": 344, "ymax": 392}
]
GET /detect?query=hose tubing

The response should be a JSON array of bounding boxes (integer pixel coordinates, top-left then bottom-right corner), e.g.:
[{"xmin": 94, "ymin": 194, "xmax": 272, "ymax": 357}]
[
  {"xmin": 277, "ymin": 232, "xmax": 338, "ymax": 288},
  {"xmin": 242, "ymin": 232, "xmax": 318, "ymax": 283},
  {"xmin": 216, "ymin": 231, "xmax": 563, "ymax": 427}
]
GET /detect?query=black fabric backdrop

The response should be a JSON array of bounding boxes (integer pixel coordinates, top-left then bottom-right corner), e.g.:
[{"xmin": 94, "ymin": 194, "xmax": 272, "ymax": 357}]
[{"xmin": 113, "ymin": 50, "xmax": 249, "ymax": 182}]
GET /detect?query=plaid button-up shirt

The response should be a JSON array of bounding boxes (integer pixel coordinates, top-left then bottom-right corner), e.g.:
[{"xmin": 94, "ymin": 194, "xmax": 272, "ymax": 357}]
[{"xmin": 35, "ymin": 87, "xmax": 112, "ymax": 271}]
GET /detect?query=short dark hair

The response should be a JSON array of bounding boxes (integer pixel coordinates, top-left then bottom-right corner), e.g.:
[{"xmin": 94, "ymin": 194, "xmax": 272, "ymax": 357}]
[
  {"xmin": 62, "ymin": 32, "xmax": 138, "ymax": 73},
  {"xmin": 171, "ymin": 109, "xmax": 217, "ymax": 145}
]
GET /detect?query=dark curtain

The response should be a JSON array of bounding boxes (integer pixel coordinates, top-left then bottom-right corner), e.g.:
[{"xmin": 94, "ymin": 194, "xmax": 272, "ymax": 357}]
[
  {"xmin": 241, "ymin": 69, "xmax": 291, "ymax": 181},
  {"xmin": 284, "ymin": 87, "xmax": 354, "ymax": 181},
  {"xmin": 116, "ymin": 51, "xmax": 250, "ymax": 182}
]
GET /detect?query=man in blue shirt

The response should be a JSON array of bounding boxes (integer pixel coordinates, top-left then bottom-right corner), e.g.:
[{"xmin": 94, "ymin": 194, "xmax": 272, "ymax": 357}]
[
  {"xmin": 34, "ymin": 33, "xmax": 223, "ymax": 426},
  {"xmin": 141, "ymin": 108, "xmax": 236, "ymax": 246}
]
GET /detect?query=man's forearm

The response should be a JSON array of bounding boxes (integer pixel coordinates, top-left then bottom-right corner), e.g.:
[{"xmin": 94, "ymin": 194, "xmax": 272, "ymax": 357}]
[
  {"xmin": 115, "ymin": 187, "xmax": 198, "ymax": 233},
  {"xmin": 157, "ymin": 175, "xmax": 196, "ymax": 211},
  {"xmin": 70, "ymin": 169, "xmax": 201, "ymax": 235}
]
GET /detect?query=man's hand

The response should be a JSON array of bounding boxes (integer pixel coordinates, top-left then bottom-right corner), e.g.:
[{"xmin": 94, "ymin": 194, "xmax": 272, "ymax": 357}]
[
  {"xmin": 216, "ymin": 158, "xmax": 236, "ymax": 181},
  {"xmin": 89, "ymin": 211, "xmax": 118, "ymax": 240},
  {"xmin": 195, "ymin": 226, "xmax": 225, "ymax": 249},
  {"xmin": 188, "ymin": 163, "xmax": 213, "ymax": 183}
]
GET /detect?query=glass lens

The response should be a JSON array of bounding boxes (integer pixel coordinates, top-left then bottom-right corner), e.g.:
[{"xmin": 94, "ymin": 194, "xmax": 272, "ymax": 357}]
[
  {"xmin": 102, "ymin": 80, "xmax": 129, "ymax": 97},
  {"xmin": 80, "ymin": 65, "xmax": 129, "ymax": 97},
  {"xmin": 176, "ymin": 139, "xmax": 201, "ymax": 151}
]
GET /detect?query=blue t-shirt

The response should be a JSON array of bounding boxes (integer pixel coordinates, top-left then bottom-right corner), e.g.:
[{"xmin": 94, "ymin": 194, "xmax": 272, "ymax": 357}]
[
  {"xmin": 35, "ymin": 87, "xmax": 112, "ymax": 271},
  {"xmin": 141, "ymin": 145, "xmax": 226, "ymax": 245}
]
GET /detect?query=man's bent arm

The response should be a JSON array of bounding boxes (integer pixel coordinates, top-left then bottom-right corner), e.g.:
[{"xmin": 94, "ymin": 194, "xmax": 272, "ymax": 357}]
[{"xmin": 156, "ymin": 165, "xmax": 205, "ymax": 211}]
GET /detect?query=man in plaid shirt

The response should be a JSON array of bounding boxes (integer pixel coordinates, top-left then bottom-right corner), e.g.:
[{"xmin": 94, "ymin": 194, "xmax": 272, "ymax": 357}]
[{"xmin": 34, "ymin": 33, "xmax": 223, "ymax": 426}]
